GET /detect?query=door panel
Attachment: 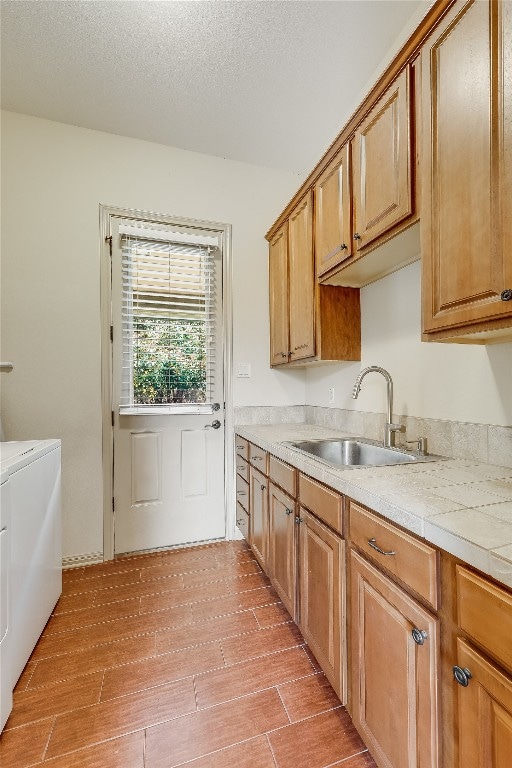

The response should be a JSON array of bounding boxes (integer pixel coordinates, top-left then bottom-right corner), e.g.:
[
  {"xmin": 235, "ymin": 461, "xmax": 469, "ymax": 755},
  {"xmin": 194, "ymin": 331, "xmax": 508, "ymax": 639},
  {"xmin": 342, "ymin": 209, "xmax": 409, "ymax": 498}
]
[
  {"xmin": 110, "ymin": 216, "xmax": 226, "ymax": 555},
  {"xmin": 353, "ymin": 67, "xmax": 412, "ymax": 251},
  {"xmin": 114, "ymin": 416, "xmax": 225, "ymax": 554},
  {"xmin": 350, "ymin": 549, "xmax": 439, "ymax": 768},
  {"xmin": 268, "ymin": 482, "xmax": 296, "ymax": 618},
  {"xmin": 422, "ymin": 0, "xmax": 512, "ymax": 331},
  {"xmin": 288, "ymin": 192, "xmax": 315, "ymax": 362},
  {"xmin": 315, "ymin": 144, "xmax": 353, "ymax": 278},
  {"xmin": 299, "ymin": 509, "xmax": 345, "ymax": 701},
  {"xmin": 269, "ymin": 223, "xmax": 289, "ymax": 365},
  {"xmin": 249, "ymin": 466, "xmax": 268, "ymax": 572},
  {"xmin": 456, "ymin": 638, "xmax": 512, "ymax": 768}
]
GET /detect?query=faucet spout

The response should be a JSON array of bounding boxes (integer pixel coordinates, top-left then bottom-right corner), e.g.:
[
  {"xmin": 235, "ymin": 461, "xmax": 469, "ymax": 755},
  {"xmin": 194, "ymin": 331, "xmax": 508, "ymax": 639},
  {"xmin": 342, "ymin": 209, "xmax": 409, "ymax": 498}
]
[{"xmin": 352, "ymin": 366, "xmax": 404, "ymax": 448}]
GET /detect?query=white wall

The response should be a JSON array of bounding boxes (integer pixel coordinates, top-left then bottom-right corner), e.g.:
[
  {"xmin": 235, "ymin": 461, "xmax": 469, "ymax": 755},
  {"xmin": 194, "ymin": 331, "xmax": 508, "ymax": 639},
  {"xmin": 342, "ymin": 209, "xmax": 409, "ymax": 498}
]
[
  {"xmin": 305, "ymin": 261, "xmax": 512, "ymax": 427},
  {"xmin": 0, "ymin": 111, "xmax": 304, "ymax": 558}
]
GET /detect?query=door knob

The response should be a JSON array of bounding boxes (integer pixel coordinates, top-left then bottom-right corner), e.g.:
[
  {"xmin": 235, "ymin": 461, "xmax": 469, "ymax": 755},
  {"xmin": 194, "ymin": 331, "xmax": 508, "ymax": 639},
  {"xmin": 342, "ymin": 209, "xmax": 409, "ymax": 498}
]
[
  {"xmin": 501, "ymin": 289, "xmax": 512, "ymax": 301},
  {"xmin": 204, "ymin": 420, "xmax": 221, "ymax": 429}
]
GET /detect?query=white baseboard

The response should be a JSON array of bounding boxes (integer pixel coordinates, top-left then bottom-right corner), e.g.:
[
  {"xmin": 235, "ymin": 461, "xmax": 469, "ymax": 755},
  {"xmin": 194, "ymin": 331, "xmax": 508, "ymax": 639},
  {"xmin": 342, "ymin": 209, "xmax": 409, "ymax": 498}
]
[{"xmin": 62, "ymin": 551, "xmax": 103, "ymax": 569}]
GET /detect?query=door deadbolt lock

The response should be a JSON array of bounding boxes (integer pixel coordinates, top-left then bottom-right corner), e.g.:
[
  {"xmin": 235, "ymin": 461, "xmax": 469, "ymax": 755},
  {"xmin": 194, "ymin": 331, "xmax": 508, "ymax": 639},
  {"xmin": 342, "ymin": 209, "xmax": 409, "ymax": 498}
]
[{"xmin": 212, "ymin": 402, "xmax": 221, "ymax": 411}]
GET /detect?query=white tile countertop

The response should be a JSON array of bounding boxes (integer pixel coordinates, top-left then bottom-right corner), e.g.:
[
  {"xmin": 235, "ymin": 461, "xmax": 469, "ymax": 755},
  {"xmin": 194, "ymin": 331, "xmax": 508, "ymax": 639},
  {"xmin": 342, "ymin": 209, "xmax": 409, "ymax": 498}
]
[{"xmin": 236, "ymin": 423, "xmax": 512, "ymax": 590}]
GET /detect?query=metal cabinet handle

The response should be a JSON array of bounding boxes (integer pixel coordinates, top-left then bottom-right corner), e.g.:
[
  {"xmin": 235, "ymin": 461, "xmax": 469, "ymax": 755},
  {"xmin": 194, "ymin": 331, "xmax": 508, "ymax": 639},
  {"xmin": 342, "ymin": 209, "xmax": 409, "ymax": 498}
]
[
  {"xmin": 295, "ymin": 516, "xmax": 303, "ymax": 525},
  {"xmin": 261, "ymin": 484, "xmax": 266, "ymax": 491},
  {"xmin": 236, "ymin": 444, "xmax": 245, "ymax": 449},
  {"xmin": 368, "ymin": 538, "xmax": 395, "ymax": 556},
  {"xmin": 252, "ymin": 456, "xmax": 263, "ymax": 461},
  {"xmin": 353, "ymin": 233, "xmax": 362, "ymax": 240},
  {"xmin": 285, "ymin": 508, "xmax": 293, "ymax": 516},
  {"xmin": 340, "ymin": 243, "xmax": 348, "ymax": 250},
  {"xmin": 236, "ymin": 490, "xmax": 247, "ymax": 496},
  {"xmin": 411, "ymin": 628, "xmax": 428, "ymax": 645},
  {"xmin": 501, "ymin": 289, "xmax": 512, "ymax": 301},
  {"xmin": 453, "ymin": 666, "xmax": 472, "ymax": 687},
  {"xmin": 237, "ymin": 465, "xmax": 245, "ymax": 471}
]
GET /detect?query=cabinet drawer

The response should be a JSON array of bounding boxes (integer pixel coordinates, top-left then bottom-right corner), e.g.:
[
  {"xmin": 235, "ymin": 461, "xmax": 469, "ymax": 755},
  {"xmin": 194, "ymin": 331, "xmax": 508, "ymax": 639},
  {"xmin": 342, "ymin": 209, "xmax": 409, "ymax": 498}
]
[
  {"xmin": 457, "ymin": 566, "xmax": 512, "ymax": 674},
  {"xmin": 299, "ymin": 474, "xmax": 342, "ymax": 535},
  {"xmin": 235, "ymin": 436, "xmax": 248, "ymax": 460},
  {"xmin": 349, "ymin": 501, "xmax": 438, "ymax": 609},
  {"xmin": 249, "ymin": 443, "xmax": 268, "ymax": 474},
  {"xmin": 236, "ymin": 503, "xmax": 249, "ymax": 541},
  {"xmin": 236, "ymin": 475, "xmax": 249, "ymax": 512},
  {"xmin": 236, "ymin": 456, "xmax": 249, "ymax": 482},
  {"xmin": 269, "ymin": 455, "xmax": 297, "ymax": 497}
]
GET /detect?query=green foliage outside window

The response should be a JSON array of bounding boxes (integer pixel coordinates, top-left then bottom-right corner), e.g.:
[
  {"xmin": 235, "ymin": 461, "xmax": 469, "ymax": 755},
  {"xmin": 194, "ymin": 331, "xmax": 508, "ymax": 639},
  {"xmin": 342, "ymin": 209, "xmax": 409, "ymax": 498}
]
[{"xmin": 133, "ymin": 316, "xmax": 207, "ymax": 404}]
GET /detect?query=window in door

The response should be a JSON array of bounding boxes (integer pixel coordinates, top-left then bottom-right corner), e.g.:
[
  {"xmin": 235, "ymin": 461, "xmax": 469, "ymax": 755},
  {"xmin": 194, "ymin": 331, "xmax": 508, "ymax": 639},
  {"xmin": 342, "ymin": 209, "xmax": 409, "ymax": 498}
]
[{"xmin": 117, "ymin": 221, "xmax": 220, "ymax": 414}]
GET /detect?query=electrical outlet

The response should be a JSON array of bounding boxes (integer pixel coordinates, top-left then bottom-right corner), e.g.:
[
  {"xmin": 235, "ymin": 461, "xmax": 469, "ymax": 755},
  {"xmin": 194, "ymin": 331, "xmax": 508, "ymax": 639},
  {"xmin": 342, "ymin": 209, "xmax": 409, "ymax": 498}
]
[{"xmin": 328, "ymin": 387, "xmax": 335, "ymax": 405}]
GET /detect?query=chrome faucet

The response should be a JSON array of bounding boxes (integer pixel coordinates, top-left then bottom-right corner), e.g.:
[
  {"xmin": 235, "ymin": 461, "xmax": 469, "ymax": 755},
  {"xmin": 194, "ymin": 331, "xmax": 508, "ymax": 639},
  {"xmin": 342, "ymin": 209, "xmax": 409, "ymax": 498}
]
[{"xmin": 352, "ymin": 366, "xmax": 405, "ymax": 448}]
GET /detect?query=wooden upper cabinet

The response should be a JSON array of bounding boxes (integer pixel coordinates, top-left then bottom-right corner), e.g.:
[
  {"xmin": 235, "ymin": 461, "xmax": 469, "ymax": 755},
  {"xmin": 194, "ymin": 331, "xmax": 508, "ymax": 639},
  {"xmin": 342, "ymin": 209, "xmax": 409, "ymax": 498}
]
[
  {"xmin": 269, "ymin": 222, "xmax": 289, "ymax": 365},
  {"xmin": 288, "ymin": 192, "xmax": 315, "ymax": 362},
  {"xmin": 421, "ymin": 0, "xmax": 512, "ymax": 341},
  {"xmin": 353, "ymin": 67, "xmax": 413, "ymax": 252},
  {"xmin": 315, "ymin": 143, "xmax": 353, "ymax": 278},
  {"xmin": 268, "ymin": 190, "xmax": 361, "ymax": 367}
]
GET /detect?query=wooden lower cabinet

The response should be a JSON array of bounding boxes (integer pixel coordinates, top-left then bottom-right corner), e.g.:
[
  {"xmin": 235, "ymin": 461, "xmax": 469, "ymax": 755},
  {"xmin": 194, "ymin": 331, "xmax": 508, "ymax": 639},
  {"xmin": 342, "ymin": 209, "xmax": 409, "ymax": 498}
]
[
  {"xmin": 249, "ymin": 465, "xmax": 268, "ymax": 572},
  {"xmin": 455, "ymin": 638, "xmax": 512, "ymax": 768},
  {"xmin": 350, "ymin": 548, "xmax": 439, "ymax": 768},
  {"xmin": 299, "ymin": 509, "xmax": 345, "ymax": 702},
  {"xmin": 268, "ymin": 482, "xmax": 296, "ymax": 618}
]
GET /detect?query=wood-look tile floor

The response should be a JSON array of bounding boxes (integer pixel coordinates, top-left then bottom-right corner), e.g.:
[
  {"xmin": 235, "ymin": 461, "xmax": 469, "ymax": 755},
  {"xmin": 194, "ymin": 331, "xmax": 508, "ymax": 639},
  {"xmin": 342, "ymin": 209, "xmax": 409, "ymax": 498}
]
[{"xmin": 1, "ymin": 541, "xmax": 377, "ymax": 768}]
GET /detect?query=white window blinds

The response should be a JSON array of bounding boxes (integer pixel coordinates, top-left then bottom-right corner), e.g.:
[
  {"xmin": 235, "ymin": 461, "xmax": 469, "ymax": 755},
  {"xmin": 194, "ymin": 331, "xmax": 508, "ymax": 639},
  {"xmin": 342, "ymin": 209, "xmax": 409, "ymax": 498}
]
[{"xmin": 119, "ymin": 230, "xmax": 217, "ymax": 412}]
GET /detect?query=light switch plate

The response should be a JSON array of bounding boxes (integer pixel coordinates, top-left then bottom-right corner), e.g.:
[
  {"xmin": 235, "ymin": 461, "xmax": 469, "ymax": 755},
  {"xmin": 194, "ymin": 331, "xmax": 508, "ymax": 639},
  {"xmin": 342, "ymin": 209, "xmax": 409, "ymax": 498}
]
[{"xmin": 236, "ymin": 363, "xmax": 251, "ymax": 378}]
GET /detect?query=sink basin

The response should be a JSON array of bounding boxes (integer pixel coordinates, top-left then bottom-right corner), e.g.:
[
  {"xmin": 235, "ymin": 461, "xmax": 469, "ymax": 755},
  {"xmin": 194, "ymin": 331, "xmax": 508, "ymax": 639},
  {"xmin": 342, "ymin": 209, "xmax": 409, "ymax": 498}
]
[{"xmin": 285, "ymin": 438, "xmax": 444, "ymax": 468}]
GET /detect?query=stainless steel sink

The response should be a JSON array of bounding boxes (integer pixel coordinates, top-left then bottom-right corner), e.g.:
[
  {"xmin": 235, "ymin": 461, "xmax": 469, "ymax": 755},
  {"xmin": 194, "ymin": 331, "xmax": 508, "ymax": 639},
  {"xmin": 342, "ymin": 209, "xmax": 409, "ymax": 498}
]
[{"xmin": 285, "ymin": 438, "xmax": 444, "ymax": 468}]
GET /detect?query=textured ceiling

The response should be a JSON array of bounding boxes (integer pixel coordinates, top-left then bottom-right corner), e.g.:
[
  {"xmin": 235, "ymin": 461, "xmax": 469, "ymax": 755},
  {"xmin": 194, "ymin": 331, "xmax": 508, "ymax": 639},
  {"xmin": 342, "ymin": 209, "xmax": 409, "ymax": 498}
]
[{"xmin": 1, "ymin": 0, "xmax": 428, "ymax": 173}]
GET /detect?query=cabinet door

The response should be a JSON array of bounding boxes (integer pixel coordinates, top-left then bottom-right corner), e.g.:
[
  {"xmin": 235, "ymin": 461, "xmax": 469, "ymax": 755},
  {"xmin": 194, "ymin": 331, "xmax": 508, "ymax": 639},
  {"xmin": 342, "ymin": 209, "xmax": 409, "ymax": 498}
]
[
  {"xmin": 456, "ymin": 638, "xmax": 512, "ymax": 768},
  {"xmin": 421, "ymin": 0, "xmax": 512, "ymax": 334},
  {"xmin": 299, "ymin": 509, "xmax": 345, "ymax": 701},
  {"xmin": 288, "ymin": 192, "xmax": 315, "ymax": 362},
  {"xmin": 353, "ymin": 67, "xmax": 413, "ymax": 252},
  {"xmin": 315, "ymin": 144, "xmax": 353, "ymax": 278},
  {"xmin": 350, "ymin": 549, "xmax": 439, "ymax": 768},
  {"xmin": 249, "ymin": 466, "xmax": 268, "ymax": 573},
  {"xmin": 268, "ymin": 483, "xmax": 296, "ymax": 619},
  {"xmin": 269, "ymin": 223, "xmax": 290, "ymax": 365}
]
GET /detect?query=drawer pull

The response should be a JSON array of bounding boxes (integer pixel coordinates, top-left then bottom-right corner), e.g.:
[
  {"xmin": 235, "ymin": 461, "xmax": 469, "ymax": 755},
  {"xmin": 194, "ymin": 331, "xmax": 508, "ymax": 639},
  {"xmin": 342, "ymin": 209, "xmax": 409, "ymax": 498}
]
[
  {"xmin": 252, "ymin": 456, "xmax": 263, "ymax": 461},
  {"xmin": 237, "ymin": 465, "xmax": 245, "ymax": 471},
  {"xmin": 236, "ymin": 444, "xmax": 245, "ymax": 449},
  {"xmin": 236, "ymin": 490, "xmax": 247, "ymax": 496},
  {"xmin": 368, "ymin": 538, "xmax": 395, "ymax": 556},
  {"xmin": 453, "ymin": 666, "xmax": 472, "ymax": 687},
  {"xmin": 261, "ymin": 484, "xmax": 266, "ymax": 491},
  {"xmin": 295, "ymin": 516, "xmax": 303, "ymax": 525},
  {"xmin": 411, "ymin": 628, "xmax": 428, "ymax": 645}
]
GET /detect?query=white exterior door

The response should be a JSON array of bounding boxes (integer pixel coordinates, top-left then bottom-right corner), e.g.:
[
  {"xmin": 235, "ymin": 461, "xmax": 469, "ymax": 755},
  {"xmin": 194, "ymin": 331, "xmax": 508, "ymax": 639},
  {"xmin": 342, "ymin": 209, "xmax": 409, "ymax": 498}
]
[{"xmin": 110, "ymin": 215, "xmax": 226, "ymax": 555}]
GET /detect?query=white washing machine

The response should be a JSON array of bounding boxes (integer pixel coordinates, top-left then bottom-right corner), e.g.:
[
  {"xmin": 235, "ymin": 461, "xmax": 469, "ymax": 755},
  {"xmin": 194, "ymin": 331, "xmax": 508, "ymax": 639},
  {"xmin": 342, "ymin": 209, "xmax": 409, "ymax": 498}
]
[
  {"xmin": 0, "ymin": 440, "xmax": 61, "ymax": 705},
  {"xmin": 0, "ymin": 468, "xmax": 12, "ymax": 731}
]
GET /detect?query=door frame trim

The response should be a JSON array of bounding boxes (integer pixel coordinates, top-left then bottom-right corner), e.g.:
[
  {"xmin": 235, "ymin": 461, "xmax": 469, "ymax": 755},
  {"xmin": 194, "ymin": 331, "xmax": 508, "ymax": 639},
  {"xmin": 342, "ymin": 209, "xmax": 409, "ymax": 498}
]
[{"xmin": 99, "ymin": 204, "xmax": 234, "ymax": 561}]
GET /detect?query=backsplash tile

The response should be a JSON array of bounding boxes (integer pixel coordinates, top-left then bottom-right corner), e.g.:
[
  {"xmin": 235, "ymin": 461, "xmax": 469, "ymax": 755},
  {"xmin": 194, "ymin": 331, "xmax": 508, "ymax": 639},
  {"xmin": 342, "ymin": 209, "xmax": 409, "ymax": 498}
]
[
  {"xmin": 235, "ymin": 405, "xmax": 512, "ymax": 468},
  {"xmin": 488, "ymin": 426, "xmax": 512, "ymax": 467},
  {"xmin": 234, "ymin": 406, "xmax": 306, "ymax": 425}
]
